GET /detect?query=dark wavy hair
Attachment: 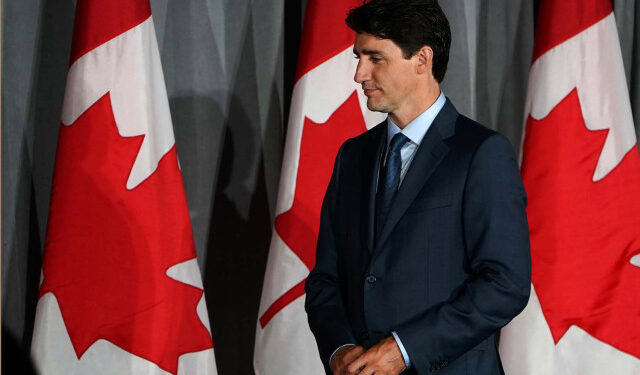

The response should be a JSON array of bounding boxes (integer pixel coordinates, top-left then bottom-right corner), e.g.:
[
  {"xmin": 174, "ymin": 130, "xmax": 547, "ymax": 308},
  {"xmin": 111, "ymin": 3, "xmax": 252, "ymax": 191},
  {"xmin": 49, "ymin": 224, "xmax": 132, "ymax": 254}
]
[{"xmin": 345, "ymin": 0, "xmax": 451, "ymax": 83}]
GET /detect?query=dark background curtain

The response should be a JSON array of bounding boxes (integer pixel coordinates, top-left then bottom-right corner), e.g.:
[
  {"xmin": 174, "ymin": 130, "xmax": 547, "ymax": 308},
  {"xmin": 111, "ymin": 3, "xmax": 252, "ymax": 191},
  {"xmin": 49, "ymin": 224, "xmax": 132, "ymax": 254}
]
[{"xmin": 2, "ymin": 1, "xmax": 639, "ymax": 374}]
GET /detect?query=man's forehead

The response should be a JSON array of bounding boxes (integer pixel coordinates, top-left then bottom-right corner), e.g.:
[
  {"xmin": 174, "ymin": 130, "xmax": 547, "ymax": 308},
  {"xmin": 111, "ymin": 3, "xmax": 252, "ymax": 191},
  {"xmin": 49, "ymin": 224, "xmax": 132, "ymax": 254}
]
[
  {"xmin": 353, "ymin": 47, "xmax": 383, "ymax": 55},
  {"xmin": 353, "ymin": 32, "xmax": 416, "ymax": 57},
  {"xmin": 353, "ymin": 33, "xmax": 391, "ymax": 53}
]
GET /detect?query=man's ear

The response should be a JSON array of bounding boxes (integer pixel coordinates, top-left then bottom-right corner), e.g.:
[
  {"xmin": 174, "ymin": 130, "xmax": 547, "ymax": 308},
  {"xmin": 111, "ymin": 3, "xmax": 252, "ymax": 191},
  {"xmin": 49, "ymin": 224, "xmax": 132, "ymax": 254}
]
[{"xmin": 416, "ymin": 46, "xmax": 433, "ymax": 75}]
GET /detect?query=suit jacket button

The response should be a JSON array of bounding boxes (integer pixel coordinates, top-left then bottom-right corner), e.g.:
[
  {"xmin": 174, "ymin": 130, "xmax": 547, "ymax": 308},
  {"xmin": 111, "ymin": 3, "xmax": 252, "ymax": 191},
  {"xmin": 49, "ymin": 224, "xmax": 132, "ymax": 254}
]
[{"xmin": 366, "ymin": 275, "xmax": 377, "ymax": 283}]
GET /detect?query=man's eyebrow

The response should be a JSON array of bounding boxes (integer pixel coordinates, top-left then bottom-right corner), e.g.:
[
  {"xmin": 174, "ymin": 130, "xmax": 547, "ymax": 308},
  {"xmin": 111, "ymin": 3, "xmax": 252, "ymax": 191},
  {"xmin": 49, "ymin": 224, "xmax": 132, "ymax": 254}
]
[{"xmin": 353, "ymin": 48, "xmax": 383, "ymax": 56}]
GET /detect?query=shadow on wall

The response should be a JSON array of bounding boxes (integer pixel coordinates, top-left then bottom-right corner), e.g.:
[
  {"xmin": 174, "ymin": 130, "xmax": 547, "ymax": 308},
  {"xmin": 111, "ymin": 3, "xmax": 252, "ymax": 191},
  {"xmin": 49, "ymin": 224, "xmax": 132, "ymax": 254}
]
[
  {"xmin": 27, "ymin": 0, "xmax": 75, "ymax": 341},
  {"xmin": 2, "ymin": 325, "xmax": 38, "ymax": 375},
  {"xmin": 204, "ymin": 94, "xmax": 272, "ymax": 375},
  {"xmin": 169, "ymin": 93, "xmax": 226, "ymax": 263},
  {"xmin": 1, "ymin": 165, "xmax": 43, "ymax": 367},
  {"xmin": 2, "ymin": 0, "xmax": 74, "ymax": 369}
]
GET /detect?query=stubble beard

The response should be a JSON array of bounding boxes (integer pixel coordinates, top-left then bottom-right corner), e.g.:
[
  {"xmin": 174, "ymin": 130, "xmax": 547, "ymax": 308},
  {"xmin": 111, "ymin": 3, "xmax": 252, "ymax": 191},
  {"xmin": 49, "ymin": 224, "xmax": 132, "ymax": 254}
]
[{"xmin": 366, "ymin": 97, "xmax": 390, "ymax": 114}]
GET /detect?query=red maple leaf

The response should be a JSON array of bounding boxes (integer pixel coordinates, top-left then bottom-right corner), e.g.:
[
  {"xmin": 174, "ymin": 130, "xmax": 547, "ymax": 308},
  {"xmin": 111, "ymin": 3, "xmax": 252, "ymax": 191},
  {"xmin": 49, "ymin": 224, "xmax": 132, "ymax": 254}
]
[
  {"xmin": 522, "ymin": 89, "xmax": 640, "ymax": 358},
  {"xmin": 260, "ymin": 91, "xmax": 368, "ymax": 327},
  {"xmin": 40, "ymin": 93, "xmax": 213, "ymax": 374}
]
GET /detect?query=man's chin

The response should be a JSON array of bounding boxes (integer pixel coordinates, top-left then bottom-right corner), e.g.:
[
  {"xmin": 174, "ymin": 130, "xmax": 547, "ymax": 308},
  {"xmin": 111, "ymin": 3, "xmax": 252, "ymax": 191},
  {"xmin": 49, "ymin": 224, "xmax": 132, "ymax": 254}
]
[{"xmin": 366, "ymin": 100, "xmax": 389, "ymax": 113}]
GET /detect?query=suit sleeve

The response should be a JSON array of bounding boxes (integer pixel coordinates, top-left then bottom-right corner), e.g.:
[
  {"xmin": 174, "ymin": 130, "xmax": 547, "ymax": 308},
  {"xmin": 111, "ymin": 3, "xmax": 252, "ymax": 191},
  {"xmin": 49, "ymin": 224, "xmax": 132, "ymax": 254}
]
[
  {"xmin": 395, "ymin": 133, "xmax": 532, "ymax": 373},
  {"xmin": 305, "ymin": 143, "xmax": 357, "ymax": 373}
]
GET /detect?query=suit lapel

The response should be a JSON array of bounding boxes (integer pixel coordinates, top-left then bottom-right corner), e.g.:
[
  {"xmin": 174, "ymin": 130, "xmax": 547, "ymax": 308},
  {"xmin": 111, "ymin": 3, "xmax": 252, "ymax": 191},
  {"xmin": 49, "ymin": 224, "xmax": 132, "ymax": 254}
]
[
  {"xmin": 362, "ymin": 124, "xmax": 386, "ymax": 254},
  {"xmin": 372, "ymin": 99, "xmax": 458, "ymax": 257}
]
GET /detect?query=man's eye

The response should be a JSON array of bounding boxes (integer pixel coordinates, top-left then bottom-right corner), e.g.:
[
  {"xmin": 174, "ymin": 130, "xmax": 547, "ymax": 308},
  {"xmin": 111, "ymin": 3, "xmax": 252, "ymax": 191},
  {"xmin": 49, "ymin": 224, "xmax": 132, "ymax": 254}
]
[{"xmin": 370, "ymin": 57, "xmax": 381, "ymax": 63}]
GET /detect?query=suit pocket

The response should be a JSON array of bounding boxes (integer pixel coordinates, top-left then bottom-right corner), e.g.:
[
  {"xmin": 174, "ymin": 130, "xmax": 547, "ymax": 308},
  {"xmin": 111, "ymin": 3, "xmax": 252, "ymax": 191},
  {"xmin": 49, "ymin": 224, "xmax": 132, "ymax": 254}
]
[{"xmin": 406, "ymin": 194, "xmax": 452, "ymax": 213}]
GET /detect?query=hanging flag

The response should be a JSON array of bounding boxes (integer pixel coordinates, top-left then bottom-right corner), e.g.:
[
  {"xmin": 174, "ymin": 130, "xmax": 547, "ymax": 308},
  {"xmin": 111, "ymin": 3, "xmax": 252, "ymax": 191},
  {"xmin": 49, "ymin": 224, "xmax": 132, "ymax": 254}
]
[
  {"xmin": 499, "ymin": 0, "xmax": 640, "ymax": 373},
  {"xmin": 253, "ymin": 1, "xmax": 385, "ymax": 373},
  {"xmin": 30, "ymin": 1, "xmax": 217, "ymax": 374}
]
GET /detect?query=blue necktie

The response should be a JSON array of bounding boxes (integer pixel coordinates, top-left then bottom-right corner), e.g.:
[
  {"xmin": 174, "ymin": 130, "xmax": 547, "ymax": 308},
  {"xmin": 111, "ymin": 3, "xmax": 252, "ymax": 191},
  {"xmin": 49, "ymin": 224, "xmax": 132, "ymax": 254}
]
[{"xmin": 376, "ymin": 133, "xmax": 410, "ymax": 239}]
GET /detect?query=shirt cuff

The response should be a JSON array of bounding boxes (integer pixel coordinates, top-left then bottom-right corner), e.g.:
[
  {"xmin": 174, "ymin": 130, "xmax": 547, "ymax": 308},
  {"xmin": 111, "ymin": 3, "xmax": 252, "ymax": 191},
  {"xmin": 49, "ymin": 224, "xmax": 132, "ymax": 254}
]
[
  {"xmin": 392, "ymin": 331, "xmax": 411, "ymax": 369},
  {"xmin": 329, "ymin": 343, "xmax": 356, "ymax": 368}
]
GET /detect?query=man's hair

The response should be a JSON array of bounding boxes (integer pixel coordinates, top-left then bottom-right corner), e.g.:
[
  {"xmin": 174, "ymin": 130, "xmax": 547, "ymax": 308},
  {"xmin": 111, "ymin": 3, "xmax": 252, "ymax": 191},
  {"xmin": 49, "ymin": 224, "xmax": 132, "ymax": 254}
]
[{"xmin": 345, "ymin": 0, "xmax": 451, "ymax": 83}]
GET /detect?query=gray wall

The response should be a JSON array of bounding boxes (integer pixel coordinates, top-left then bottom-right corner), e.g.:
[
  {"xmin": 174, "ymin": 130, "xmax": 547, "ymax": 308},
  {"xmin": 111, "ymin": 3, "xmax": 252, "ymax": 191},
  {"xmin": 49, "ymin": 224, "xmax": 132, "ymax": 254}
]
[{"xmin": 2, "ymin": 1, "xmax": 639, "ymax": 374}]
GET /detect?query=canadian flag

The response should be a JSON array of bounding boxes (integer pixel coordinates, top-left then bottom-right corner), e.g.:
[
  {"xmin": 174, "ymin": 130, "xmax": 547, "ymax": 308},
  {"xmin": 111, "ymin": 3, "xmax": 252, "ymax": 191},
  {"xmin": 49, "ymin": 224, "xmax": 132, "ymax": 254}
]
[
  {"xmin": 253, "ymin": 1, "xmax": 385, "ymax": 374},
  {"xmin": 30, "ymin": 1, "xmax": 217, "ymax": 374},
  {"xmin": 499, "ymin": 0, "xmax": 640, "ymax": 374}
]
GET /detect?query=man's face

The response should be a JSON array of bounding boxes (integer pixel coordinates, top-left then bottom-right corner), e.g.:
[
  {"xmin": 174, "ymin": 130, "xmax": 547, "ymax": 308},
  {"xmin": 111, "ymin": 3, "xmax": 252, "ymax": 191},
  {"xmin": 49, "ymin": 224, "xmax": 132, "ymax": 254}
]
[{"xmin": 353, "ymin": 32, "xmax": 420, "ymax": 114}]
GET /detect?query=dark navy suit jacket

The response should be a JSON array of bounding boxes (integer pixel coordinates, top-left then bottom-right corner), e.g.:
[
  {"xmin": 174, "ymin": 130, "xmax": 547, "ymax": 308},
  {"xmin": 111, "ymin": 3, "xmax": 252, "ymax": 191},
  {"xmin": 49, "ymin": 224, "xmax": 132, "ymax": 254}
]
[{"xmin": 305, "ymin": 99, "xmax": 531, "ymax": 375}]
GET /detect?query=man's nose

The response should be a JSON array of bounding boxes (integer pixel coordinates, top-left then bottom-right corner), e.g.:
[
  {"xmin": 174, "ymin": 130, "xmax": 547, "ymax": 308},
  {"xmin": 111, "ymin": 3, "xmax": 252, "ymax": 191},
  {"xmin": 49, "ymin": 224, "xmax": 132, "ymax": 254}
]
[{"xmin": 354, "ymin": 60, "xmax": 369, "ymax": 83}]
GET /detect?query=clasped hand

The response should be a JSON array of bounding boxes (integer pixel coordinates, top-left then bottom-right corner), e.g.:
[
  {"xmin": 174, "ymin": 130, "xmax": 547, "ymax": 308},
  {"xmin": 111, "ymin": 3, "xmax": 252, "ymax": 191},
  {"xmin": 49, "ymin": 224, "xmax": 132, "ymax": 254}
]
[{"xmin": 330, "ymin": 336, "xmax": 406, "ymax": 375}]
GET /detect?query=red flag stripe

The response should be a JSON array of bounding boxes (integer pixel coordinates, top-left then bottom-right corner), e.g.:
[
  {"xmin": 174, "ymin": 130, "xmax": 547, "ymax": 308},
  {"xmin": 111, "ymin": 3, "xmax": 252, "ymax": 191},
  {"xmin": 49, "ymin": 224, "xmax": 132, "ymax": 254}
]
[
  {"xmin": 70, "ymin": 0, "xmax": 151, "ymax": 65},
  {"xmin": 259, "ymin": 280, "xmax": 306, "ymax": 328},
  {"xmin": 532, "ymin": 0, "xmax": 611, "ymax": 62},
  {"xmin": 294, "ymin": 0, "xmax": 363, "ymax": 82}
]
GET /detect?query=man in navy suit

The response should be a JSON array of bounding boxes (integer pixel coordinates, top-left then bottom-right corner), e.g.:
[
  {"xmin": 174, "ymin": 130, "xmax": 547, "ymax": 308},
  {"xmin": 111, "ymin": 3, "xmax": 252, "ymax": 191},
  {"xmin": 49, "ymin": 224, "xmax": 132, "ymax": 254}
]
[{"xmin": 304, "ymin": 1, "xmax": 531, "ymax": 374}]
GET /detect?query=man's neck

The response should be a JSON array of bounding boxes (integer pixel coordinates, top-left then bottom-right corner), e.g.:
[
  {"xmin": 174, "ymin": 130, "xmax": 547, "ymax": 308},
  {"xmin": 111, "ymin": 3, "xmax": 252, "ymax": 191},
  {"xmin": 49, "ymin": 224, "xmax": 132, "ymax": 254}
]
[{"xmin": 389, "ymin": 84, "xmax": 441, "ymax": 129}]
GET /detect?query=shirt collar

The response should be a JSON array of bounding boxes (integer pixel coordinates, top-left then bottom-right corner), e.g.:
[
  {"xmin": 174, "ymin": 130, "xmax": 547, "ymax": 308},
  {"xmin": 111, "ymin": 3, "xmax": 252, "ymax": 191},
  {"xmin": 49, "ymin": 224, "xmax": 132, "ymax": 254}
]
[{"xmin": 386, "ymin": 91, "xmax": 446, "ymax": 146}]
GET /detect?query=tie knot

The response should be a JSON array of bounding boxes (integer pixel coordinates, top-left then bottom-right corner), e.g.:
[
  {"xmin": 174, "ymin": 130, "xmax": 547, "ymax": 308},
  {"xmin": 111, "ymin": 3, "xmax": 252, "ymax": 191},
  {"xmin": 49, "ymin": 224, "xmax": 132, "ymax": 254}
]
[{"xmin": 389, "ymin": 133, "xmax": 410, "ymax": 154}]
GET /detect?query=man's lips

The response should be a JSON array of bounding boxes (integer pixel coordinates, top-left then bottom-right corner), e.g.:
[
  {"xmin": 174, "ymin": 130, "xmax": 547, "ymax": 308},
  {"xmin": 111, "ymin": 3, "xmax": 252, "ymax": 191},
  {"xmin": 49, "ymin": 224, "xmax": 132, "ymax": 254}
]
[{"xmin": 363, "ymin": 88, "xmax": 378, "ymax": 96}]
